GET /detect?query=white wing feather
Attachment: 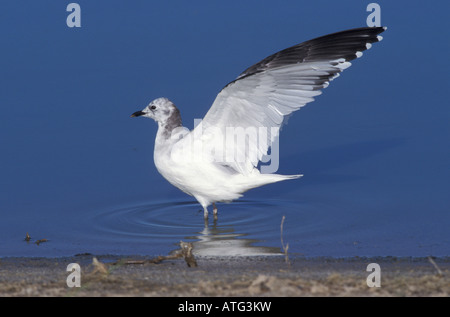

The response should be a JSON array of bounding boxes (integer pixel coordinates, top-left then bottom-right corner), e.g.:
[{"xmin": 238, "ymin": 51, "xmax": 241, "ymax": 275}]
[{"xmin": 181, "ymin": 27, "xmax": 386, "ymax": 175}]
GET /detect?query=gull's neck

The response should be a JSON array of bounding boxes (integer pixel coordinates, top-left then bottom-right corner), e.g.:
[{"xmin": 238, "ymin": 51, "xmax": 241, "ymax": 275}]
[{"xmin": 155, "ymin": 107, "xmax": 183, "ymax": 144}]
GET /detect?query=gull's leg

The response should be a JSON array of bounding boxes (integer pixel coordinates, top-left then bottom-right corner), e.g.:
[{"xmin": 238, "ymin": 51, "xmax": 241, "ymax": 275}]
[
  {"xmin": 203, "ymin": 205, "xmax": 209, "ymax": 220},
  {"xmin": 202, "ymin": 205, "xmax": 209, "ymax": 227},
  {"xmin": 212, "ymin": 203, "xmax": 218, "ymax": 220}
]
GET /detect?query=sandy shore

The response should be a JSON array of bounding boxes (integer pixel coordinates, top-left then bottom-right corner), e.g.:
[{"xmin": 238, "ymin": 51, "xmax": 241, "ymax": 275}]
[{"xmin": 0, "ymin": 253, "xmax": 448, "ymax": 297}]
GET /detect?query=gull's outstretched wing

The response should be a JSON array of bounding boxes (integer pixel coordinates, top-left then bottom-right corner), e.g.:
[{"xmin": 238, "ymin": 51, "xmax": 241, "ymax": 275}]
[{"xmin": 191, "ymin": 27, "xmax": 386, "ymax": 175}]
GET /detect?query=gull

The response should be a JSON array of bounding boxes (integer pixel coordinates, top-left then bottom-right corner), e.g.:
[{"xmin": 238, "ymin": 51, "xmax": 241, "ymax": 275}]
[{"xmin": 131, "ymin": 27, "xmax": 386, "ymax": 220}]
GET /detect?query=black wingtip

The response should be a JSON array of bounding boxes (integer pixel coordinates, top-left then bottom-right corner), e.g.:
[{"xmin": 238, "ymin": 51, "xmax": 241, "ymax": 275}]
[{"xmin": 232, "ymin": 26, "xmax": 387, "ymax": 82}]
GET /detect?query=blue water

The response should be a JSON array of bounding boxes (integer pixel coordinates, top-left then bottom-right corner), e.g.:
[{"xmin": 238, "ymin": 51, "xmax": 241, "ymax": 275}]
[
  {"xmin": 2, "ymin": 193, "xmax": 448, "ymax": 257},
  {"xmin": 1, "ymin": 1, "xmax": 449, "ymax": 258}
]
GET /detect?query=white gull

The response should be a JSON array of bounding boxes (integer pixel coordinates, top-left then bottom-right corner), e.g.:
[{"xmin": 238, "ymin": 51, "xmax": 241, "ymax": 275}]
[{"xmin": 131, "ymin": 27, "xmax": 386, "ymax": 220}]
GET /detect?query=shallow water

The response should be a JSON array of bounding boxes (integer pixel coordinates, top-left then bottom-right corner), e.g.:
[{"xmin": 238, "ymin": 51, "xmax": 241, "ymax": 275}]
[{"xmin": 2, "ymin": 194, "xmax": 448, "ymax": 258}]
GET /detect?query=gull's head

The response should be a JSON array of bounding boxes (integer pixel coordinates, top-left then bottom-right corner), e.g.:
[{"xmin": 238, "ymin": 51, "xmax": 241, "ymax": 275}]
[{"xmin": 131, "ymin": 97, "xmax": 179, "ymax": 124}]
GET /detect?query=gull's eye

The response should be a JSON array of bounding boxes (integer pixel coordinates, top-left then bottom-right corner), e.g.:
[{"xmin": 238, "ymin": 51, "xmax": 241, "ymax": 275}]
[{"xmin": 150, "ymin": 105, "xmax": 156, "ymax": 110}]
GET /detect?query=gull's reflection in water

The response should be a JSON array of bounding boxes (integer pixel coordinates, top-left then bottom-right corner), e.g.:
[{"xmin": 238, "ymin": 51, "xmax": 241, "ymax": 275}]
[{"xmin": 188, "ymin": 218, "xmax": 282, "ymax": 257}]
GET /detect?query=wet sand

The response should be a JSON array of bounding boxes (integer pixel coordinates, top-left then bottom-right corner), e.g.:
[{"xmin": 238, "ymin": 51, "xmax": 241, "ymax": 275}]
[{"xmin": 0, "ymin": 254, "xmax": 448, "ymax": 297}]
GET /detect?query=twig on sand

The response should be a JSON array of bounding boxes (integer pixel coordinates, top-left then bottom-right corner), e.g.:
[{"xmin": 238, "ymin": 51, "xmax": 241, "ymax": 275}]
[
  {"xmin": 113, "ymin": 241, "xmax": 197, "ymax": 268},
  {"xmin": 92, "ymin": 257, "xmax": 109, "ymax": 275},
  {"xmin": 178, "ymin": 241, "xmax": 198, "ymax": 267},
  {"xmin": 428, "ymin": 256, "xmax": 443, "ymax": 276},
  {"xmin": 280, "ymin": 215, "xmax": 290, "ymax": 267}
]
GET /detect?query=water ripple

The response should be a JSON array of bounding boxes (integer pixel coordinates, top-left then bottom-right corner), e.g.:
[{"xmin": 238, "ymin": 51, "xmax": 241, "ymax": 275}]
[{"xmin": 89, "ymin": 199, "xmax": 297, "ymax": 256}]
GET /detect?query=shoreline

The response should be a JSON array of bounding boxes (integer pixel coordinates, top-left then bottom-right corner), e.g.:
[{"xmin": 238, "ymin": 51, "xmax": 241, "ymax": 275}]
[{"xmin": 0, "ymin": 254, "xmax": 448, "ymax": 296}]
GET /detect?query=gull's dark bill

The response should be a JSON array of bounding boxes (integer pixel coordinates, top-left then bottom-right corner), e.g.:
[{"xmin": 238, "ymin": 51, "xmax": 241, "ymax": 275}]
[{"xmin": 131, "ymin": 110, "xmax": 145, "ymax": 117}]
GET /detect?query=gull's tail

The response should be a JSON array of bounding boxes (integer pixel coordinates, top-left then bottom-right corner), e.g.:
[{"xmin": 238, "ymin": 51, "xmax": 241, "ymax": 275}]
[
  {"xmin": 242, "ymin": 172, "xmax": 303, "ymax": 191},
  {"xmin": 263, "ymin": 173, "xmax": 303, "ymax": 183}
]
